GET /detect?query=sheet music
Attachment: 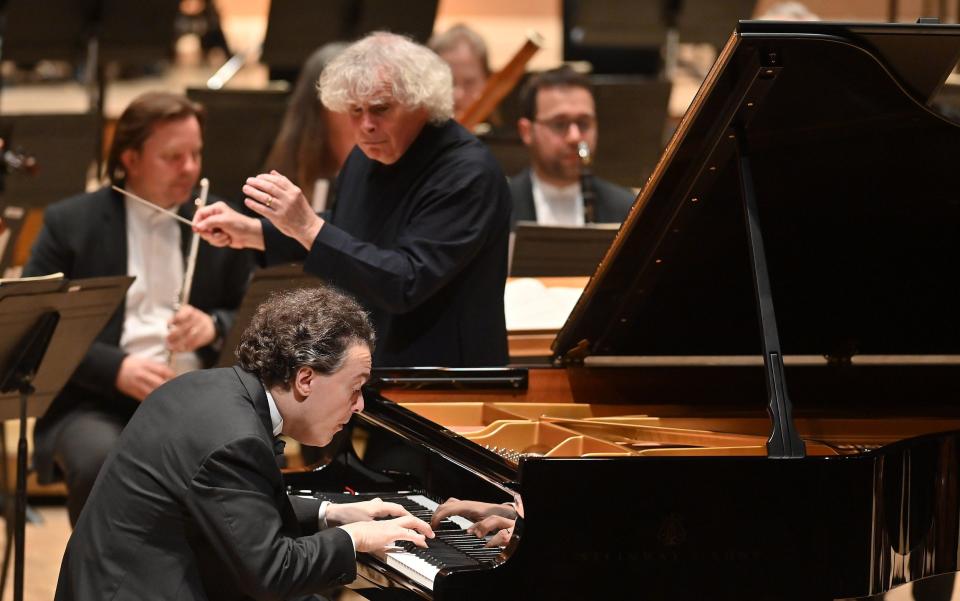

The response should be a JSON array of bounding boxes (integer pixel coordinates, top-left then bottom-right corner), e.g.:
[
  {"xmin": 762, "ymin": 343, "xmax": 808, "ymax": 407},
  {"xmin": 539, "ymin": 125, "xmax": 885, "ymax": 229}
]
[{"xmin": 504, "ymin": 277, "xmax": 583, "ymax": 331}]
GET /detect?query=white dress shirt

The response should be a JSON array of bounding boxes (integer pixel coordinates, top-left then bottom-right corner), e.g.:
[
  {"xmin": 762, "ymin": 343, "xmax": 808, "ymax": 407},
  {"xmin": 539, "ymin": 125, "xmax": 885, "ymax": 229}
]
[
  {"xmin": 119, "ymin": 196, "xmax": 199, "ymax": 375},
  {"xmin": 530, "ymin": 171, "xmax": 584, "ymax": 226}
]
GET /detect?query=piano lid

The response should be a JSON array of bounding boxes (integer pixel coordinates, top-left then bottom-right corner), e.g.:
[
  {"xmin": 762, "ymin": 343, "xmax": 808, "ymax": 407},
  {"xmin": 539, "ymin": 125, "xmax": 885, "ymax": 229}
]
[{"xmin": 554, "ymin": 20, "xmax": 960, "ymax": 365}]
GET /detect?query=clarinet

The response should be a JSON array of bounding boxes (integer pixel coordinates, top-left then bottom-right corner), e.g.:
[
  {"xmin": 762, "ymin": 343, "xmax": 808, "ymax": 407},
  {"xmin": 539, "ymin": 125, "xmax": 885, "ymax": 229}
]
[{"xmin": 577, "ymin": 141, "xmax": 597, "ymax": 224}]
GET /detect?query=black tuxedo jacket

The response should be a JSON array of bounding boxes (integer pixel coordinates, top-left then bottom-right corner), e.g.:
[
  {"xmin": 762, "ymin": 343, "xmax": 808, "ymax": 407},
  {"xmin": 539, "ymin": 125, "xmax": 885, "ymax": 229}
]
[
  {"xmin": 22, "ymin": 186, "xmax": 252, "ymax": 477},
  {"xmin": 507, "ymin": 168, "xmax": 636, "ymax": 228},
  {"xmin": 55, "ymin": 367, "xmax": 355, "ymax": 601}
]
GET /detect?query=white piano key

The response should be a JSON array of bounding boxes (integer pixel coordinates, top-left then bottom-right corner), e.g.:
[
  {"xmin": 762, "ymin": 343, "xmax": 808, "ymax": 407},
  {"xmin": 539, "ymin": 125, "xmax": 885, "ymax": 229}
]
[{"xmin": 385, "ymin": 549, "xmax": 438, "ymax": 590}]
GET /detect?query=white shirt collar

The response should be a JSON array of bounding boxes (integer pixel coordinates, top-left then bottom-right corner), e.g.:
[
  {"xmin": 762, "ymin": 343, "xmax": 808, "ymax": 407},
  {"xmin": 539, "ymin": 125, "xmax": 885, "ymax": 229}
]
[
  {"xmin": 264, "ymin": 388, "xmax": 284, "ymax": 436},
  {"xmin": 530, "ymin": 170, "xmax": 584, "ymax": 226}
]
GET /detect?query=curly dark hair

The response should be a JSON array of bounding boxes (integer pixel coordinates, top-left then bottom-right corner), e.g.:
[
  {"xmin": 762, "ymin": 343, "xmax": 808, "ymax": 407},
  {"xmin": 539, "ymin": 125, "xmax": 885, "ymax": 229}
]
[{"xmin": 236, "ymin": 286, "xmax": 375, "ymax": 389}]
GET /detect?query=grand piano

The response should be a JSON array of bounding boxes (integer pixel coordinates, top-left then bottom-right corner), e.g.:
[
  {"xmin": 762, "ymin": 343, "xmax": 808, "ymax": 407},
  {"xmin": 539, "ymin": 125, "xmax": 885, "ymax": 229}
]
[{"xmin": 286, "ymin": 20, "xmax": 960, "ymax": 600}]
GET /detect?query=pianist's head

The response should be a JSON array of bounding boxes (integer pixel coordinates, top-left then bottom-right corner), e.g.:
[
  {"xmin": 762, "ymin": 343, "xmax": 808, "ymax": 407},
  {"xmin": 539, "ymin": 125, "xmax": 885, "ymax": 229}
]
[
  {"xmin": 236, "ymin": 286, "xmax": 376, "ymax": 446},
  {"xmin": 318, "ymin": 32, "xmax": 454, "ymax": 165}
]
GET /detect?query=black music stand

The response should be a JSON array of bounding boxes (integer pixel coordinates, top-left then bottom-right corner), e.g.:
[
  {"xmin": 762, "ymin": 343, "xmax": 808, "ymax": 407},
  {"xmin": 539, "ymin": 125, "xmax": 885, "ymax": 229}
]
[
  {"xmin": 562, "ymin": 0, "xmax": 672, "ymax": 75},
  {"xmin": 260, "ymin": 0, "xmax": 352, "ymax": 83},
  {"xmin": 260, "ymin": 0, "xmax": 439, "ymax": 83},
  {"xmin": 593, "ymin": 76, "xmax": 672, "ymax": 188},
  {"xmin": 0, "ymin": 113, "xmax": 99, "ymax": 271},
  {"xmin": 352, "ymin": 0, "xmax": 438, "ymax": 43},
  {"xmin": 186, "ymin": 88, "xmax": 290, "ymax": 204},
  {"xmin": 0, "ymin": 0, "xmax": 94, "ymax": 70},
  {"xmin": 216, "ymin": 263, "xmax": 321, "ymax": 367},
  {"xmin": 675, "ymin": 0, "xmax": 758, "ymax": 49},
  {"xmin": 0, "ymin": 274, "xmax": 131, "ymax": 601},
  {"xmin": 510, "ymin": 222, "xmax": 619, "ymax": 277}
]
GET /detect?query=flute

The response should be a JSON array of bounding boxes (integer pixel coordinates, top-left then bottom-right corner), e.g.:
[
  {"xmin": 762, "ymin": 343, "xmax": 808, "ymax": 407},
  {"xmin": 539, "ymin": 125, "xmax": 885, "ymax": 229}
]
[
  {"xmin": 577, "ymin": 141, "xmax": 597, "ymax": 224},
  {"xmin": 179, "ymin": 177, "xmax": 209, "ymax": 308}
]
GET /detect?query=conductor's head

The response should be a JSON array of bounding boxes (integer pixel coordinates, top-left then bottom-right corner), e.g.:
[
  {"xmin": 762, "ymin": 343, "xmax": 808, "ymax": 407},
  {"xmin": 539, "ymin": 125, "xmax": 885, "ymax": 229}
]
[
  {"xmin": 236, "ymin": 286, "xmax": 375, "ymax": 446},
  {"xmin": 318, "ymin": 32, "xmax": 454, "ymax": 165}
]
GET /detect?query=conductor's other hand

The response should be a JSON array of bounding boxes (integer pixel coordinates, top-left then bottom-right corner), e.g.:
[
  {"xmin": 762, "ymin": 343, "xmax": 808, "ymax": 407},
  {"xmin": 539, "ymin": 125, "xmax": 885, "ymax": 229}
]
[
  {"xmin": 242, "ymin": 170, "xmax": 324, "ymax": 251},
  {"xmin": 430, "ymin": 497, "xmax": 518, "ymax": 529},
  {"xmin": 116, "ymin": 355, "xmax": 175, "ymax": 401},
  {"xmin": 325, "ymin": 497, "xmax": 411, "ymax": 526},
  {"xmin": 339, "ymin": 515, "xmax": 435, "ymax": 553},
  {"xmin": 166, "ymin": 304, "xmax": 216, "ymax": 352},
  {"xmin": 193, "ymin": 201, "xmax": 265, "ymax": 251}
]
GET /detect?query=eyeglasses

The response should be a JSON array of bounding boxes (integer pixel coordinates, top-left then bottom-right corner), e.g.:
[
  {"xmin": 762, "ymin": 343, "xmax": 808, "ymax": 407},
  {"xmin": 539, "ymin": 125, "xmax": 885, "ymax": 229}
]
[{"xmin": 533, "ymin": 116, "xmax": 597, "ymax": 135}]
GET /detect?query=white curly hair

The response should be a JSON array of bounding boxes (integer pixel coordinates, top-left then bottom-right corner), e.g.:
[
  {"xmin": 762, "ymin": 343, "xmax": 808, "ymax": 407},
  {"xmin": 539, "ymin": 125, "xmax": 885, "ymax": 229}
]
[{"xmin": 319, "ymin": 32, "xmax": 454, "ymax": 124}]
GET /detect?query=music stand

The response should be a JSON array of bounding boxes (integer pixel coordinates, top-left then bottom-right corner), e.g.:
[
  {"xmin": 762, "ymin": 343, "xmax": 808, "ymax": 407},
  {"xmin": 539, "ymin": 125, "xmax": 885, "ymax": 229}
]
[
  {"xmin": 0, "ymin": 0, "xmax": 94, "ymax": 68},
  {"xmin": 0, "ymin": 112, "xmax": 100, "ymax": 271},
  {"xmin": 675, "ymin": 0, "xmax": 758, "ymax": 49},
  {"xmin": 216, "ymin": 263, "xmax": 322, "ymax": 367},
  {"xmin": 0, "ymin": 274, "xmax": 131, "ymax": 601},
  {"xmin": 352, "ymin": 0, "xmax": 438, "ymax": 43},
  {"xmin": 186, "ymin": 88, "xmax": 290, "ymax": 204},
  {"xmin": 592, "ymin": 76, "xmax": 672, "ymax": 188},
  {"xmin": 260, "ymin": 0, "xmax": 352, "ymax": 82},
  {"xmin": 562, "ymin": 0, "xmax": 671, "ymax": 75},
  {"xmin": 510, "ymin": 222, "xmax": 619, "ymax": 277}
]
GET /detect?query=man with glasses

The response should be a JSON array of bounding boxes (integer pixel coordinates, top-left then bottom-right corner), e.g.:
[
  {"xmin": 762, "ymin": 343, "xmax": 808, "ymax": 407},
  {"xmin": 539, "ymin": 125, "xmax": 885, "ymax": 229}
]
[{"xmin": 510, "ymin": 67, "xmax": 635, "ymax": 227}]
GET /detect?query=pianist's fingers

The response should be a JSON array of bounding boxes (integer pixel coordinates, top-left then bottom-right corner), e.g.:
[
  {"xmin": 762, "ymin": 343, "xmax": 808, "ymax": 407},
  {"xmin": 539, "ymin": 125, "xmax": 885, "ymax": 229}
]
[
  {"xmin": 325, "ymin": 498, "xmax": 412, "ymax": 526},
  {"xmin": 431, "ymin": 499, "xmax": 516, "ymax": 529},
  {"xmin": 340, "ymin": 515, "xmax": 434, "ymax": 553},
  {"xmin": 467, "ymin": 515, "xmax": 515, "ymax": 538},
  {"xmin": 486, "ymin": 527, "xmax": 512, "ymax": 548}
]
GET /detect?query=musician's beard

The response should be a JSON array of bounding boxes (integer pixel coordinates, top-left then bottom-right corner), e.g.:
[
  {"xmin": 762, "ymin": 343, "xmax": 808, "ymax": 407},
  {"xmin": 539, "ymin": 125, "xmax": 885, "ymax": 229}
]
[{"xmin": 535, "ymin": 156, "xmax": 580, "ymax": 186}]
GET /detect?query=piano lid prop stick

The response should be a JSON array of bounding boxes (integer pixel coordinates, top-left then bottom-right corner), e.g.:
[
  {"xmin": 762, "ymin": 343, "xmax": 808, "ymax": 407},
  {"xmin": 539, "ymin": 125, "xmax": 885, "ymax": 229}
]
[
  {"xmin": 179, "ymin": 178, "xmax": 209, "ymax": 308},
  {"xmin": 110, "ymin": 185, "xmax": 193, "ymax": 226}
]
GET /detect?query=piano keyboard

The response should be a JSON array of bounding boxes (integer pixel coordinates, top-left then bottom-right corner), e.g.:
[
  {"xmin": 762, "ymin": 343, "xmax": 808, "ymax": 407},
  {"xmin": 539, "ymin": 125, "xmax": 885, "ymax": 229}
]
[{"xmin": 381, "ymin": 494, "xmax": 506, "ymax": 591}]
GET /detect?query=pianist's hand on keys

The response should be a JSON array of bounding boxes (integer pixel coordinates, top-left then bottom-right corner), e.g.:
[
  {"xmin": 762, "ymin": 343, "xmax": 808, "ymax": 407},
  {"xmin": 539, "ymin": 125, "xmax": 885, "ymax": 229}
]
[
  {"xmin": 430, "ymin": 498, "xmax": 518, "ymax": 530},
  {"xmin": 334, "ymin": 498, "xmax": 435, "ymax": 553}
]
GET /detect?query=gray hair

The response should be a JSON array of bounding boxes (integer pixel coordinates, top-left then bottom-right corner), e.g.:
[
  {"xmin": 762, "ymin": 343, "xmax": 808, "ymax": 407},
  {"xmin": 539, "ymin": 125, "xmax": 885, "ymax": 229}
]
[
  {"xmin": 319, "ymin": 31, "xmax": 454, "ymax": 124},
  {"xmin": 236, "ymin": 286, "xmax": 375, "ymax": 390}
]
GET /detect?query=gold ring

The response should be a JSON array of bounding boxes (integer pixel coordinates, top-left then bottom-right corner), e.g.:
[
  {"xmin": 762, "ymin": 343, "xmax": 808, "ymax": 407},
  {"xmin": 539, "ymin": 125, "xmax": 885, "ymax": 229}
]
[{"xmin": 265, "ymin": 196, "xmax": 273, "ymax": 208}]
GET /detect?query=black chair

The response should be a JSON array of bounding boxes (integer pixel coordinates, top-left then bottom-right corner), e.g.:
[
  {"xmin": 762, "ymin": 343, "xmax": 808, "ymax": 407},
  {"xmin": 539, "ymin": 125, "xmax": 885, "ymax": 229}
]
[{"xmin": 186, "ymin": 88, "xmax": 290, "ymax": 204}]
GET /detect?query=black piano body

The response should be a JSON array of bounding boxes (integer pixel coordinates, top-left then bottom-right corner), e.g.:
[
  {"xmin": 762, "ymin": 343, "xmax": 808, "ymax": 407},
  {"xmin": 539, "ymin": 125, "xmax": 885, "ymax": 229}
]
[{"xmin": 286, "ymin": 20, "xmax": 960, "ymax": 600}]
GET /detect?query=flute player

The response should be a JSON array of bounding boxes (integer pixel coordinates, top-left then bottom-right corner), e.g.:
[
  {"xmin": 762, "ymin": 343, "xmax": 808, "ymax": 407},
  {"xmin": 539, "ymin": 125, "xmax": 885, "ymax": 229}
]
[{"xmin": 22, "ymin": 92, "xmax": 252, "ymax": 526}]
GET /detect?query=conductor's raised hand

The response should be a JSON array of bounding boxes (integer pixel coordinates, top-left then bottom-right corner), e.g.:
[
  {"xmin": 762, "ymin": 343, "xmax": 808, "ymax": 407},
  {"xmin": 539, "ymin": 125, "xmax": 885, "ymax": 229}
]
[
  {"xmin": 339, "ymin": 515, "xmax": 435, "ymax": 553},
  {"xmin": 242, "ymin": 170, "xmax": 324, "ymax": 251},
  {"xmin": 325, "ymin": 497, "xmax": 411, "ymax": 526},
  {"xmin": 192, "ymin": 201, "xmax": 265, "ymax": 250}
]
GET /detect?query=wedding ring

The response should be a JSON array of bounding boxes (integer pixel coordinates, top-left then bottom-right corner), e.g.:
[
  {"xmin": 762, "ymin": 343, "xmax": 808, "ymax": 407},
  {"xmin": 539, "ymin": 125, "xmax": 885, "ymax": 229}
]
[{"xmin": 265, "ymin": 196, "xmax": 274, "ymax": 208}]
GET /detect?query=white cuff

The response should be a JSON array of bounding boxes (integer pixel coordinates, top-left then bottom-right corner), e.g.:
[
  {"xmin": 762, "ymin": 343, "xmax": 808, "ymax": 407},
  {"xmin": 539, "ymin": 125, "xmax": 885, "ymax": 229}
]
[{"xmin": 318, "ymin": 500, "xmax": 331, "ymax": 530}]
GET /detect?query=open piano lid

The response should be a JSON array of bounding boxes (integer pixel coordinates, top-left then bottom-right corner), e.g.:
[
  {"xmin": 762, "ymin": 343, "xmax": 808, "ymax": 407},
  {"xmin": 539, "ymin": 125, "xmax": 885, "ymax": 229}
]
[{"xmin": 555, "ymin": 20, "xmax": 960, "ymax": 376}]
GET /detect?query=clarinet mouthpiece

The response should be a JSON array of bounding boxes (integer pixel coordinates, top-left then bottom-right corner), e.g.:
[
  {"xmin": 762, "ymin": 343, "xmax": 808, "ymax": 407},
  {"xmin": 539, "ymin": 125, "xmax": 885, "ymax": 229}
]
[{"xmin": 577, "ymin": 141, "xmax": 592, "ymax": 166}]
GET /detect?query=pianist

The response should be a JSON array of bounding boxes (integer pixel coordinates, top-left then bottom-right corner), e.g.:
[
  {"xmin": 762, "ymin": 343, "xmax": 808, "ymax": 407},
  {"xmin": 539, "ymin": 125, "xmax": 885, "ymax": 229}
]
[
  {"xmin": 193, "ymin": 32, "xmax": 512, "ymax": 368},
  {"xmin": 54, "ymin": 286, "xmax": 434, "ymax": 601}
]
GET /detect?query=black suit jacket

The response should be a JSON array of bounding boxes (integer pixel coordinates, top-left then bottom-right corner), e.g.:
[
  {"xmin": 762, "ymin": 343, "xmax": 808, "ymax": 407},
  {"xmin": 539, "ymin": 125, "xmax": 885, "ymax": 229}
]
[
  {"xmin": 263, "ymin": 120, "xmax": 511, "ymax": 368},
  {"xmin": 22, "ymin": 186, "xmax": 252, "ymax": 478},
  {"xmin": 55, "ymin": 367, "xmax": 354, "ymax": 601},
  {"xmin": 507, "ymin": 168, "xmax": 636, "ymax": 228}
]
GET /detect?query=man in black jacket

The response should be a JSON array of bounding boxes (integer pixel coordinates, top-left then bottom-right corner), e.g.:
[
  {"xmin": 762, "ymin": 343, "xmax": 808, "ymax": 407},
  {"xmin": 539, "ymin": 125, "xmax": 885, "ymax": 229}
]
[
  {"xmin": 194, "ymin": 32, "xmax": 511, "ymax": 368},
  {"xmin": 55, "ymin": 286, "xmax": 434, "ymax": 600},
  {"xmin": 509, "ymin": 67, "xmax": 635, "ymax": 227},
  {"xmin": 23, "ymin": 92, "xmax": 252, "ymax": 524}
]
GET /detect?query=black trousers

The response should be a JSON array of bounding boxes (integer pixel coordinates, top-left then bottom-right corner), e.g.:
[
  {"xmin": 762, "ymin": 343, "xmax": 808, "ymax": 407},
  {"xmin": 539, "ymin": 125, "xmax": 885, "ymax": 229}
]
[{"xmin": 49, "ymin": 408, "xmax": 126, "ymax": 526}]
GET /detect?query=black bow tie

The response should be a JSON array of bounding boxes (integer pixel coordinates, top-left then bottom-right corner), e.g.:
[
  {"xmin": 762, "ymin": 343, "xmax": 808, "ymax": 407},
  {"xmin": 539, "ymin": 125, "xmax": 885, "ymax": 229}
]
[{"xmin": 273, "ymin": 437, "xmax": 286, "ymax": 456}]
